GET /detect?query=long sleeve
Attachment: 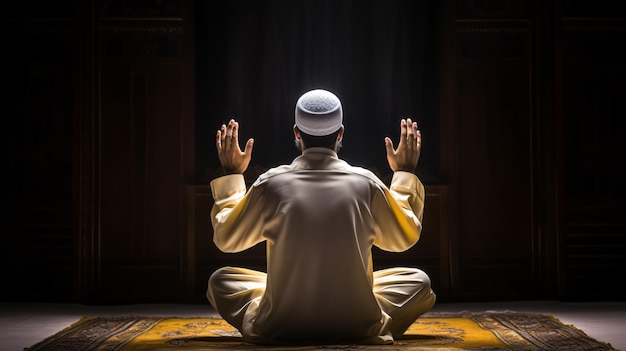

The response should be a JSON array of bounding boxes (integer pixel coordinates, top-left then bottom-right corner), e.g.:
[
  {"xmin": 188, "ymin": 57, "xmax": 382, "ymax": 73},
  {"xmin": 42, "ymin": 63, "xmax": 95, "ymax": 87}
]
[
  {"xmin": 372, "ymin": 171, "xmax": 425, "ymax": 252},
  {"xmin": 210, "ymin": 174, "xmax": 265, "ymax": 252}
]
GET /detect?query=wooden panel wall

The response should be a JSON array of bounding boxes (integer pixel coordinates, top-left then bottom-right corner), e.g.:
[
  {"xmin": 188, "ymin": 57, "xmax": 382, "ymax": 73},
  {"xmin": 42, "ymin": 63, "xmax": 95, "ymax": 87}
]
[
  {"xmin": 0, "ymin": 0, "xmax": 195, "ymax": 303},
  {"xmin": 440, "ymin": 0, "xmax": 539, "ymax": 301},
  {"xmin": 79, "ymin": 0, "xmax": 196, "ymax": 303},
  {"xmin": 556, "ymin": 1, "xmax": 626, "ymax": 301},
  {"xmin": 439, "ymin": 0, "xmax": 626, "ymax": 301}
]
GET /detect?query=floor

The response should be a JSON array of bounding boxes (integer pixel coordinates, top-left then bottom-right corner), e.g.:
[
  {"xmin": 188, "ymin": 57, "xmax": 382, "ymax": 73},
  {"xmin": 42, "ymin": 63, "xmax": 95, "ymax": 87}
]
[{"xmin": 1, "ymin": 300, "xmax": 624, "ymax": 351}]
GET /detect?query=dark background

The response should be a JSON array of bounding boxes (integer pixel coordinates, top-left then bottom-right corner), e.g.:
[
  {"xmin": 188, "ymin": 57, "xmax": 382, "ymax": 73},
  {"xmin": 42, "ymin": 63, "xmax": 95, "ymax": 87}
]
[
  {"xmin": 1, "ymin": 0, "xmax": 624, "ymax": 304},
  {"xmin": 195, "ymin": 0, "xmax": 440, "ymax": 180}
]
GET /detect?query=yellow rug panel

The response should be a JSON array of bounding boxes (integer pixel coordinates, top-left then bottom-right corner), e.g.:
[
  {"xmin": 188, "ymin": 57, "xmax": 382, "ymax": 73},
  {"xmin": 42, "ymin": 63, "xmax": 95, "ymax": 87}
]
[
  {"xmin": 402, "ymin": 317, "xmax": 511, "ymax": 349},
  {"xmin": 121, "ymin": 317, "xmax": 510, "ymax": 350}
]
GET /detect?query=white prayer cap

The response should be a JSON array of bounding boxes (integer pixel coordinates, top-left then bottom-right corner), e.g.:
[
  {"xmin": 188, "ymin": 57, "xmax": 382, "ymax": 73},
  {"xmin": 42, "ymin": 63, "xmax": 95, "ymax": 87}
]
[{"xmin": 295, "ymin": 89, "xmax": 343, "ymax": 136}]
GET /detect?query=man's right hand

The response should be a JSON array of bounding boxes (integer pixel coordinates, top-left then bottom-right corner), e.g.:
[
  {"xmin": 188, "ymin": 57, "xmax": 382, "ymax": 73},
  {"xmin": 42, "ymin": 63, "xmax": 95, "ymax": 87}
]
[
  {"xmin": 216, "ymin": 119, "xmax": 254, "ymax": 175},
  {"xmin": 384, "ymin": 118, "xmax": 421, "ymax": 172}
]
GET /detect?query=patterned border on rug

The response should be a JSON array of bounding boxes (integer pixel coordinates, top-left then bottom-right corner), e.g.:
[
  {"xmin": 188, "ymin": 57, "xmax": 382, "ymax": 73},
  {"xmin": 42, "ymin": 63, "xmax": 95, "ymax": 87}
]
[
  {"xmin": 25, "ymin": 311, "xmax": 617, "ymax": 351},
  {"xmin": 428, "ymin": 311, "xmax": 617, "ymax": 351}
]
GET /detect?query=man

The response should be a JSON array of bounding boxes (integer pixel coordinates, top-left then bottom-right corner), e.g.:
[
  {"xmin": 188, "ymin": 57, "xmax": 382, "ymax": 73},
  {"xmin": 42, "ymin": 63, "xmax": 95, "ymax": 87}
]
[{"xmin": 208, "ymin": 89, "xmax": 435, "ymax": 345}]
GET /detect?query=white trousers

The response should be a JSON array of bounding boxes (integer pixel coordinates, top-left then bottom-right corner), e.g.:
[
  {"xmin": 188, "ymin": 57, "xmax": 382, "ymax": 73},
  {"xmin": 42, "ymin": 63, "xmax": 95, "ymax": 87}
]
[{"xmin": 207, "ymin": 266, "xmax": 436, "ymax": 341}]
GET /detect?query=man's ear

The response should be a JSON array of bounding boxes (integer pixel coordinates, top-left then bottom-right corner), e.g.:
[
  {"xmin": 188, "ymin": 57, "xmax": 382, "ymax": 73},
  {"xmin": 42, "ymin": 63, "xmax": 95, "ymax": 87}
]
[
  {"xmin": 293, "ymin": 124, "xmax": 302, "ymax": 140},
  {"xmin": 337, "ymin": 125, "xmax": 345, "ymax": 142},
  {"xmin": 294, "ymin": 125, "xmax": 303, "ymax": 152}
]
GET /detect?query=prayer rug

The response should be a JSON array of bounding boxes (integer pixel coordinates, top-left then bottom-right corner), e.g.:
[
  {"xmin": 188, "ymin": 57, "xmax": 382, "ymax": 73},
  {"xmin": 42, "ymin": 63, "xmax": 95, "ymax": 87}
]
[{"xmin": 25, "ymin": 311, "xmax": 617, "ymax": 351}]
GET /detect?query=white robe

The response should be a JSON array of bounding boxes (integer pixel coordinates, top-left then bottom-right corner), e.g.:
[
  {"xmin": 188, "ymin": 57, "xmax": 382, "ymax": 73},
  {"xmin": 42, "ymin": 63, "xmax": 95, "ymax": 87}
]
[{"xmin": 208, "ymin": 147, "xmax": 435, "ymax": 344}]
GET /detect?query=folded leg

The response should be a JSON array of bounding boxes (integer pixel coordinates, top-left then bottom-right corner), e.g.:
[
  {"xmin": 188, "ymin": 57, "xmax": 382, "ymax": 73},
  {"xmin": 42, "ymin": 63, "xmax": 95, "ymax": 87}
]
[
  {"xmin": 373, "ymin": 267, "xmax": 436, "ymax": 338},
  {"xmin": 207, "ymin": 266, "xmax": 267, "ymax": 330}
]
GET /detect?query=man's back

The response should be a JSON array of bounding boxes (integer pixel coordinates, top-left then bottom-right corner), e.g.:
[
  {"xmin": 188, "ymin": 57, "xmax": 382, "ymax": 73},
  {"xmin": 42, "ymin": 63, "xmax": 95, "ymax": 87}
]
[{"xmin": 253, "ymin": 163, "xmax": 386, "ymax": 342}]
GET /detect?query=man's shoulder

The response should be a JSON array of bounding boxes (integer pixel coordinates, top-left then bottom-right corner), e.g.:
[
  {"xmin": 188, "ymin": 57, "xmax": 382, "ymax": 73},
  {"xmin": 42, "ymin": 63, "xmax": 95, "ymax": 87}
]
[
  {"xmin": 345, "ymin": 165, "xmax": 388, "ymax": 187},
  {"xmin": 254, "ymin": 165, "xmax": 292, "ymax": 184}
]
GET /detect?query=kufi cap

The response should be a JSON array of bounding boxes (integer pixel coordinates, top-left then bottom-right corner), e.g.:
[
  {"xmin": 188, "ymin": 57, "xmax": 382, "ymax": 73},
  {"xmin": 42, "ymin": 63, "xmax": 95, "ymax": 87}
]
[{"xmin": 295, "ymin": 89, "xmax": 343, "ymax": 136}]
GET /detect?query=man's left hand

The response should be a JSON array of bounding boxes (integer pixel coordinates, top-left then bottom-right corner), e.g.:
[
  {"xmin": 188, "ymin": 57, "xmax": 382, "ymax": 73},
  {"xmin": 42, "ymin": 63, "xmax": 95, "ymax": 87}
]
[{"xmin": 384, "ymin": 118, "xmax": 421, "ymax": 172}]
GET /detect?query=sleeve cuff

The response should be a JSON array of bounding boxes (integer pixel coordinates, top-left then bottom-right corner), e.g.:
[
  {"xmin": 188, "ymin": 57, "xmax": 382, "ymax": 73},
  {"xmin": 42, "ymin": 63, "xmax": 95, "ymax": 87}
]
[
  {"xmin": 210, "ymin": 174, "xmax": 247, "ymax": 200},
  {"xmin": 391, "ymin": 171, "xmax": 425, "ymax": 197}
]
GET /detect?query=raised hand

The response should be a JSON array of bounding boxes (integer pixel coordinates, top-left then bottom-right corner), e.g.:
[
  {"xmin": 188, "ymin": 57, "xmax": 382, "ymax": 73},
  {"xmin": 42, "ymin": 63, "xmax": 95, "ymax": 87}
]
[
  {"xmin": 384, "ymin": 118, "xmax": 421, "ymax": 172},
  {"xmin": 216, "ymin": 119, "xmax": 254, "ymax": 174}
]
